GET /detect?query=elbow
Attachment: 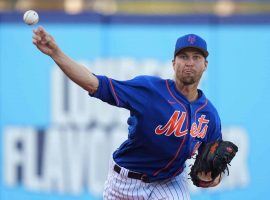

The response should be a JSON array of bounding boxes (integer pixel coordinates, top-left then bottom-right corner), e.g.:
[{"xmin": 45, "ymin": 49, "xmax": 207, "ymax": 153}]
[
  {"xmin": 83, "ymin": 84, "xmax": 98, "ymax": 94},
  {"xmin": 75, "ymin": 74, "xmax": 99, "ymax": 94}
]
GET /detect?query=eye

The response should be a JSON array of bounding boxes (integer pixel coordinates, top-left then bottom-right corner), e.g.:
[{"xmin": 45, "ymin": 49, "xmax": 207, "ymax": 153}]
[
  {"xmin": 179, "ymin": 55, "xmax": 188, "ymax": 60},
  {"xmin": 193, "ymin": 55, "xmax": 200, "ymax": 60}
]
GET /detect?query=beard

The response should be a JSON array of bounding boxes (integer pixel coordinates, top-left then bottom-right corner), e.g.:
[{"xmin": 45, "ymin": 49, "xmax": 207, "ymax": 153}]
[
  {"xmin": 180, "ymin": 76, "xmax": 196, "ymax": 85},
  {"xmin": 176, "ymin": 69, "xmax": 198, "ymax": 85},
  {"xmin": 174, "ymin": 63, "xmax": 205, "ymax": 86},
  {"xmin": 176, "ymin": 70, "xmax": 203, "ymax": 86}
]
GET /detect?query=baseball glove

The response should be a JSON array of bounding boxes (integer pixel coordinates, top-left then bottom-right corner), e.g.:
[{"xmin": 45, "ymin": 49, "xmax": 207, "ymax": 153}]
[{"xmin": 190, "ymin": 140, "xmax": 238, "ymax": 187}]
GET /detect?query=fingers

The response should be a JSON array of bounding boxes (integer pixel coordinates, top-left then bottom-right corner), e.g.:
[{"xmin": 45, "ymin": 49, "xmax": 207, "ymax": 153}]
[
  {"xmin": 32, "ymin": 32, "xmax": 40, "ymax": 45},
  {"xmin": 44, "ymin": 35, "xmax": 52, "ymax": 44},
  {"xmin": 32, "ymin": 26, "xmax": 58, "ymax": 56},
  {"xmin": 32, "ymin": 26, "xmax": 48, "ymax": 40},
  {"xmin": 33, "ymin": 26, "xmax": 47, "ymax": 35},
  {"xmin": 32, "ymin": 33, "xmax": 41, "ymax": 46},
  {"xmin": 32, "ymin": 26, "xmax": 52, "ymax": 45},
  {"xmin": 32, "ymin": 34, "xmax": 41, "ymax": 41},
  {"xmin": 32, "ymin": 38, "xmax": 37, "ymax": 45}
]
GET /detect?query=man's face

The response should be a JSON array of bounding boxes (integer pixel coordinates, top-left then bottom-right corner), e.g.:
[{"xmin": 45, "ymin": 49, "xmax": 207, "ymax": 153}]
[{"xmin": 173, "ymin": 48, "xmax": 208, "ymax": 85}]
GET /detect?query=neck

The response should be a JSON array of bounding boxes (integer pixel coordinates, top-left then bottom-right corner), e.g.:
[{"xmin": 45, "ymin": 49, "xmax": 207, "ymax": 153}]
[{"xmin": 175, "ymin": 80, "xmax": 199, "ymax": 102}]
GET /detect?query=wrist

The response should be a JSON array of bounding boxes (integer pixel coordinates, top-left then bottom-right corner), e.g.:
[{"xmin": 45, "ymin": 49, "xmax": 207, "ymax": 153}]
[{"xmin": 50, "ymin": 48, "xmax": 63, "ymax": 60}]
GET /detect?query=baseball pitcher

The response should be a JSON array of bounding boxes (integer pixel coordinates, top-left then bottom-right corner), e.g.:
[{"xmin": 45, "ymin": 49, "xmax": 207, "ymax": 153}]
[{"xmin": 32, "ymin": 26, "xmax": 238, "ymax": 200}]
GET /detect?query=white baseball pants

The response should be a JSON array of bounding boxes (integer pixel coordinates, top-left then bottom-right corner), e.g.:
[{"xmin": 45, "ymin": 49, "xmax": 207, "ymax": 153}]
[{"xmin": 103, "ymin": 159, "xmax": 190, "ymax": 200}]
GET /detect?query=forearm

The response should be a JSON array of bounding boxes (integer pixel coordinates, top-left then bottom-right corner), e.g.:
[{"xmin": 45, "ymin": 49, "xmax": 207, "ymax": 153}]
[
  {"xmin": 32, "ymin": 26, "xmax": 98, "ymax": 93},
  {"xmin": 51, "ymin": 50, "xmax": 98, "ymax": 94}
]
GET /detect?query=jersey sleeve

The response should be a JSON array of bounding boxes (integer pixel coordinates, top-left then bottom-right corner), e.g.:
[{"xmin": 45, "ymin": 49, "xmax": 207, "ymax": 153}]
[{"xmin": 89, "ymin": 75, "xmax": 154, "ymax": 113}]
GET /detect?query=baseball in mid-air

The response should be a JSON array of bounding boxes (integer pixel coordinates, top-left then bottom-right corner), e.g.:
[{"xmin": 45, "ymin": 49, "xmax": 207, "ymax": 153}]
[{"xmin": 23, "ymin": 10, "xmax": 39, "ymax": 25}]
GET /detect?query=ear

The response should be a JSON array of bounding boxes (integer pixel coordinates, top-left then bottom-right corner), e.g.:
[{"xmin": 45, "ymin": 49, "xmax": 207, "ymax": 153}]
[
  {"xmin": 172, "ymin": 59, "xmax": 176, "ymax": 71},
  {"xmin": 203, "ymin": 60, "xmax": 208, "ymax": 71}
]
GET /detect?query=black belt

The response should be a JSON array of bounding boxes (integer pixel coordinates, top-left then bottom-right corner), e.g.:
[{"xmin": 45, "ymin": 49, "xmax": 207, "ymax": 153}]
[{"xmin": 113, "ymin": 164, "xmax": 150, "ymax": 183}]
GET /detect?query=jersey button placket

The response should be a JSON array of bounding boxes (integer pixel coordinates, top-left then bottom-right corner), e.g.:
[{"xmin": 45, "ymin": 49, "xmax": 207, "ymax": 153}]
[{"xmin": 188, "ymin": 104, "xmax": 193, "ymax": 134}]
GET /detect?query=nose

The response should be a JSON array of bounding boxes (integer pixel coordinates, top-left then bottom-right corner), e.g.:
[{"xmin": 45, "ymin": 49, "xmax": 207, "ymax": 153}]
[{"xmin": 185, "ymin": 57, "xmax": 195, "ymax": 66}]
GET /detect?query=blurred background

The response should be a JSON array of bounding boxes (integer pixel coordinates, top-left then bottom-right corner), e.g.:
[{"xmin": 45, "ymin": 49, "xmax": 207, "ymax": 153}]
[{"xmin": 0, "ymin": 0, "xmax": 270, "ymax": 200}]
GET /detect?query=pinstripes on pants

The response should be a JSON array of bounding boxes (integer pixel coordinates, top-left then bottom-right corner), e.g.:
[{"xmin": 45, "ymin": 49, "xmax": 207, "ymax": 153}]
[{"xmin": 103, "ymin": 159, "xmax": 190, "ymax": 200}]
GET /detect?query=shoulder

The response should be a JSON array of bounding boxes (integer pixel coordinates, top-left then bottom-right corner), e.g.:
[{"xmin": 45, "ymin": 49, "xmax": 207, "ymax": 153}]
[
  {"xmin": 128, "ymin": 75, "xmax": 166, "ymax": 86},
  {"xmin": 206, "ymin": 99, "xmax": 219, "ymax": 113},
  {"xmin": 95, "ymin": 74, "xmax": 164, "ymax": 84},
  {"xmin": 198, "ymin": 91, "xmax": 219, "ymax": 114},
  {"xmin": 132, "ymin": 75, "xmax": 164, "ymax": 82},
  {"xmin": 205, "ymin": 99, "xmax": 221, "ymax": 123},
  {"xmin": 198, "ymin": 91, "xmax": 221, "ymax": 121}
]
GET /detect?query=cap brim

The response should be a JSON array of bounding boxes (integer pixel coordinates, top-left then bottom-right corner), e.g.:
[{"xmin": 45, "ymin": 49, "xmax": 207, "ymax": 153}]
[{"xmin": 174, "ymin": 46, "xmax": 209, "ymax": 58}]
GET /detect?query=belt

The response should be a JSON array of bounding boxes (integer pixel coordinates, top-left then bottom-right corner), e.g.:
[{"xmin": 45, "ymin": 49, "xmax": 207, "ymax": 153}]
[{"xmin": 113, "ymin": 164, "xmax": 150, "ymax": 183}]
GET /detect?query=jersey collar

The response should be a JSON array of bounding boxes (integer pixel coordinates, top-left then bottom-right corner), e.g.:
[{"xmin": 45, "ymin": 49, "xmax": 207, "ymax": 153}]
[{"xmin": 168, "ymin": 79, "xmax": 207, "ymax": 105}]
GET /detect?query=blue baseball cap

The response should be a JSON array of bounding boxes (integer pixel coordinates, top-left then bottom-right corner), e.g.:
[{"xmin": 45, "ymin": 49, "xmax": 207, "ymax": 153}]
[{"xmin": 174, "ymin": 34, "xmax": 209, "ymax": 58}]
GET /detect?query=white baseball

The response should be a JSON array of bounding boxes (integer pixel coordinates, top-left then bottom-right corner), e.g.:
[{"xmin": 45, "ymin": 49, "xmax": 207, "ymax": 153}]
[{"xmin": 23, "ymin": 10, "xmax": 39, "ymax": 25}]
